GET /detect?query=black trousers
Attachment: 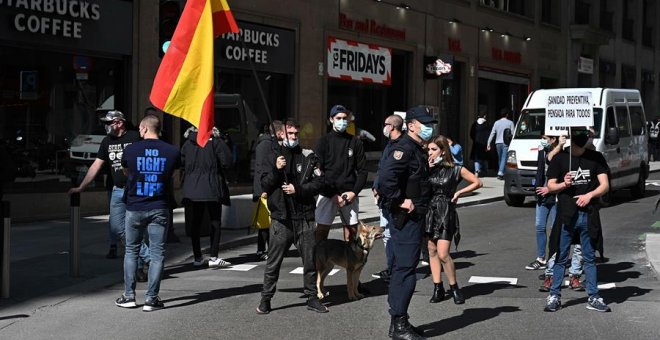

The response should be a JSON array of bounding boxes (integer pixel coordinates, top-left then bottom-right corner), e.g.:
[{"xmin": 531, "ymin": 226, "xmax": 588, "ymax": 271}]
[
  {"xmin": 387, "ymin": 212, "xmax": 423, "ymax": 316},
  {"xmin": 257, "ymin": 228, "xmax": 269, "ymax": 252},
  {"xmin": 187, "ymin": 201, "xmax": 222, "ymax": 259},
  {"xmin": 261, "ymin": 219, "xmax": 316, "ymax": 299}
]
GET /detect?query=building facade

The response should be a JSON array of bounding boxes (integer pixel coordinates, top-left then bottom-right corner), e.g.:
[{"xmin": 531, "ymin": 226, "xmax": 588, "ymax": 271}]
[{"xmin": 1, "ymin": 0, "xmax": 659, "ymax": 198}]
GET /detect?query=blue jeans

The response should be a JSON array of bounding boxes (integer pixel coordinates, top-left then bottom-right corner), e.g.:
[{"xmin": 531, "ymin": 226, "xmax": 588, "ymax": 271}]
[
  {"xmin": 474, "ymin": 159, "xmax": 486, "ymax": 174},
  {"xmin": 545, "ymin": 244, "xmax": 582, "ymax": 277},
  {"xmin": 535, "ymin": 201, "xmax": 556, "ymax": 258},
  {"xmin": 495, "ymin": 143, "xmax": 508, "ymax": 176},
  {"xmin": 109, "ymin": 187, "xmax": 150, "ymax": 268},
  {"xmin": 550, "ymin": 211, "xmax": 598, "ymax": 297},
  {"xmin": 380, "ymin": 209, "xmax": 393, "ymax": 270},
  {"xmin": 124, "ymin": 209, "xmax": 168, "ymax": 300}
]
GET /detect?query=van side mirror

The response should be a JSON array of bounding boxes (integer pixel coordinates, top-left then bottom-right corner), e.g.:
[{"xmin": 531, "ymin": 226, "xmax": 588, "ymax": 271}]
[{"xmin": 605, "ymin": 127, "xmax": 619, "ymax": 145}]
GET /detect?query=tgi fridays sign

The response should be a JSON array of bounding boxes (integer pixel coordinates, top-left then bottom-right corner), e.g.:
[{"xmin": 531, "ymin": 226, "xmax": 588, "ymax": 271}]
[
  {"xmin": 545, "ymin": 92, "xmax": 594, "ymax": 135},
  {"xmin": 327, "ymin": 36, "xmax": 392, "ymax": 85}
]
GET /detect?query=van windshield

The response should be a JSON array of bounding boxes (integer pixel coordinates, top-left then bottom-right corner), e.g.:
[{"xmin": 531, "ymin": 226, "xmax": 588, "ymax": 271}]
[{"xmin": 516, "ymin": 108, "xmax": 603, "ymax": 139}]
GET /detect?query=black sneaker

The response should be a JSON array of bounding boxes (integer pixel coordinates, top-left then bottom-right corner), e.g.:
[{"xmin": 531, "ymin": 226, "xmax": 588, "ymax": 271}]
[
  {"xmin": 115, "ymin": 295, "xmax": 137, "ymax": 308},
  {"xmin": 136, "ymin": 268, "xmax": 148, "ymax": 283},
  {"xmin": 544, "ymin": 294, "xmax": 561, "ymax": 312},
  {"xmin": 525, "ymin": 259, "xmax": 547, "ymax": 270},
  {"xmin": 256, "ymin": 299, "xmax": 271, "ymax": 315},
  {"xmin": 307, "ymin": 297, "xmax": 329, "ymax": 313},
  {"xmin": 371, "ymin": 269, "xmax": 390, "ymax": 280},
  {"xmin": 143, "ymin": 296, "xmax": 164, "ymax": 312},
  {"xmin": 106, "ymin": 247, "xmax": 118, "ymax": 259}
]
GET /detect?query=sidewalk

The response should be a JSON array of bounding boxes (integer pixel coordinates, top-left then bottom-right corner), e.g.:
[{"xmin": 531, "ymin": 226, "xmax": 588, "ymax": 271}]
[{"xmin": 2, "ymin": 161, "xmax": 660, "ymax": 316}]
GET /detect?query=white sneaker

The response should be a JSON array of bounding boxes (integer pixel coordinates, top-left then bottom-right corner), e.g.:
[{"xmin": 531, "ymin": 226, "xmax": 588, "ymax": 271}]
[
  {"xmin": 208, "ymin": 257, "xmax": 231, "ymax": 268},
  {"xmin": 192, "ymin": 258, "xmax": 205, "ymax": 267},
  {"xmin": 420, "ymin": 260, "xmax": 429, "ymax": 266}
]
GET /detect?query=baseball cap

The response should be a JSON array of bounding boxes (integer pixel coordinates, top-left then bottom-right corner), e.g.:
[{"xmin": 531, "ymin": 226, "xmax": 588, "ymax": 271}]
[
  {"xmin": 99, "ymin": 110, "xmax": 126, "ymax": 122},
  {"xmin": 329, "ymin": 104, "xmax": 351, "ymax": 117},
  {"xmin": 406, "ymin": 106, "xmax": 437, "ymax": 124}
]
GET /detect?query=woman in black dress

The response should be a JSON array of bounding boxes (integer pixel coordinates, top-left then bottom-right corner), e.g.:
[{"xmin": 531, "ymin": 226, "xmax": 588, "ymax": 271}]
[{"xmin": 426, "ymin": 135, "xmax": 482, "ymax": 304}]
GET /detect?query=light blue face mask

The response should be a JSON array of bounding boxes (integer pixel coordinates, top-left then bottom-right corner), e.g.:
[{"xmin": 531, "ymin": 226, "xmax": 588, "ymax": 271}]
[
  {"xmin": 333, "ymin": 119, "xmax": 348, "ymax": 132},
  {"xmin": 540, "ymin": 139, "xmax": 550, "ymax": 149},
  {"xmin": 284, "ymin": 139, "xmax": 299, "ymax": 148},
  {"xmin": 418, "ymin": 123, "xmax": 434, "ymax": 141}
]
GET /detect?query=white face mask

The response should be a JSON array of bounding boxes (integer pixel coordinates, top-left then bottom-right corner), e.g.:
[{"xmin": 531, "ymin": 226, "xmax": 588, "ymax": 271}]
[
  {"xmin": 333, "ymin": 119, "xmax": 348, "ymax": 132},
  {"xmin": 433, "ymin": 155, "xmax": 443, "ymax": 164},
  {"xmin": 284, "ymin": 139, "xmax": 299, "ymax": 148},
  {"xmin": 104, "ymin": 124, "xmax": 113, "ymax": 135},
  {"xmin": 383, "ymin": 126, "xmax": 391, "ymax": 139}
]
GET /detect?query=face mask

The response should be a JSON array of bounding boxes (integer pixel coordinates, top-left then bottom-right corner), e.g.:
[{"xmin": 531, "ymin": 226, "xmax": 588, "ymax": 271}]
[
  {"xmin": 104, "ymin": 124, "xmax": 113, "ymax": 135},
  {"xmin": 418, "ymin": 123, "xmax": 433, "ymax": 141},
  {"xmin": 540, "ymin": 139, "xmax": 550, "ymax": 149},
  {"xmin": 572, "ymin": 134, "xmax": 589, "ymax": 148},
  {"xmin": 333, "ymin": 119, "xmax": 348, "ymax": 132},
  {"xmin": 520, "ymin": 124, "xmax": 527, "ymax": 131},
  {"xmin": 383, "ymin": 126, "xmax": 391, "ymax": 139},
  {"xmin": 284, "ymin": 139, "xmax": 299, "ymax": 148},
  {"xmin": 433, "ymin": 155, "xmax": 443, "ymax": 164}
]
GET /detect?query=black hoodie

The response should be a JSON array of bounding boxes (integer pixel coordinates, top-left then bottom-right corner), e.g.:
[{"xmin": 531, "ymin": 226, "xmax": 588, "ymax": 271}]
[
  {"xmin": 315, "ymin": 131, "xmax": 367, "ymax": 197},
  {"xmin": 180, "ymin": 129, "xmax": 233, "ymax": 205}
]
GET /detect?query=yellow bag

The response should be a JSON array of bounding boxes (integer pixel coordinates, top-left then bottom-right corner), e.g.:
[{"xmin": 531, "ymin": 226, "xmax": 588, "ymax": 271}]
[{"xmin": 252, "ymin": 196, "xmax": 271, "ymax": 229}]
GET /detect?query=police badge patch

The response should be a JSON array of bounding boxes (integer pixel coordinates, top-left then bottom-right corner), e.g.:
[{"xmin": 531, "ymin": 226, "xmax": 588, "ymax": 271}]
[
  {"xmin": 393, "ymin": 150, "xmax": 403, "ymax": 160},
  {"xmin": 348, "ymin": 148, "xmax": 353, "ymax": 157},
  {"xmin": 296, "ymin": 164, "xmax": 302, "ymax": 173}
]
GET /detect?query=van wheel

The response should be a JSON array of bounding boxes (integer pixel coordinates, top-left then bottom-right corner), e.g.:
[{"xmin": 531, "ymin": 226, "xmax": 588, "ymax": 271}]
[
  {"xmin": 630, "ymin": 166, "xmax": 646, "ymax": 199},
  {"xmin": 504, "ymin": 191, "xmax": 525, "ymax": 207}
]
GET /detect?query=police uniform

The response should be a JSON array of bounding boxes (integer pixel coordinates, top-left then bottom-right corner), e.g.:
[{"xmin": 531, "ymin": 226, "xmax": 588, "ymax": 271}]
[{"xmin": 376, "ymin": 106, "xmax": 435, "ymax": 338}]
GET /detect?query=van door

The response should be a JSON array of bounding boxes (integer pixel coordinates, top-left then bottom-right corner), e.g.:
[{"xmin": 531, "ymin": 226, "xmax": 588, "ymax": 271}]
[
  {"xmin": 603, "ymin": 106, "xmax": 623, "ymax": 189},
  {"xmin": 628, "ymin": 105, "xmax": 648, "ymax": 167},
  {"xmin": 615, "ymin": 104, "xmax": 634, "ymax": 187}
]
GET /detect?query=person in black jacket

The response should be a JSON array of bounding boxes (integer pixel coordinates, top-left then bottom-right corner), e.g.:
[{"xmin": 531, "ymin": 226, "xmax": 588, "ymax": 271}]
[
  {"xmin": 256, "ymin": 118, "xmax": 327, "ymax": 315},
  {"xmin": 252, "ymin": 121, "xmax": 285, "ymax": 261},
  {"xmin": 181, "ymin": 126, "xmax": 233, "ymax": 268},
  {"xmin": 314, "ymin": 105, "xmax": 367, "ymax": 242},
  {"xmin": 469, "ymin": 113, "xmax": 490, "ymax": 177}
]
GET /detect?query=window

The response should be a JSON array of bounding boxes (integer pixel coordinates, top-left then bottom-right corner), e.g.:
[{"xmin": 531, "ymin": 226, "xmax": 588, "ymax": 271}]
[
  {"xmin": 541, "ymin": 0, "xmax": 560, "ymax": 25},
  {"xmin": 629, "ymin": 106, "xmax": 646, "ymax": 136},
  {"xmin": 605, "ymin": 106, "xmax": 616, "ymax": 137},
  {"xmin": 615, "ymin": 106, "xmax": 631, "ymax": 137}
]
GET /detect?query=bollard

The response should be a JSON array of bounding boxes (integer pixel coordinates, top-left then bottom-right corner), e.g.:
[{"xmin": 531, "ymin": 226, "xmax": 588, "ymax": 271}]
[
  {"xmin": 1, "ymin": 201, "xmax": 10, "ymax": 298},
  {"xmin": 70, "ymin": 193, "xmax": 80, "ymax": 278}
]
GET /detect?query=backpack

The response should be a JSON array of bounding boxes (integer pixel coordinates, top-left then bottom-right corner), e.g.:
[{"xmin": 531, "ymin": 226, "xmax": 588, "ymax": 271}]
[{"xmin": 503, "ymin": 128, "xmax": 513, "ymax": 146}]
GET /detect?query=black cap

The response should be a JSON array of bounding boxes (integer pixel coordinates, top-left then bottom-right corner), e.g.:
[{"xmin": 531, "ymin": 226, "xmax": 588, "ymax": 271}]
[
  {"xmin": 329, "ymin": 104, "xmax": 351, "ymax": 117},
  {"xmin": 406, "ymin": 106, "xmax": 437, "ymax": 124},
  {"xmin": 99, "ymin": 110, "xmax": 125, "ymax": 122}
]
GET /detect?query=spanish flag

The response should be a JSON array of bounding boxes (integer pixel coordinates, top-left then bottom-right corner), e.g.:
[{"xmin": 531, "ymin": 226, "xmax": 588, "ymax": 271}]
[{"xmin": 150, "ymin": 0, "xmax": 239, "ymax": 147}]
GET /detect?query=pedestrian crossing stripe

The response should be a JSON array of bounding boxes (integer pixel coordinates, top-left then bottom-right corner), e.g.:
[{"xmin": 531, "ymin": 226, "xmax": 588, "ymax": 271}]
[
  {"xmin": 645, "ymin": 181, "xmax": 660, "ymax": 186},
  {"xmin": 563, "ymin": 280, "xmax": 616, "ymax": 290},
  {"xmin": 220, "ymin": 264, "xmax": 258, "ymax": 271},
  {"xmin": 468, "ymin": 276, "xmax": 518, "ymax": 285},
  {"xmin": 290, "ymin": 267, "xmax": 340, "ymax": 276}
]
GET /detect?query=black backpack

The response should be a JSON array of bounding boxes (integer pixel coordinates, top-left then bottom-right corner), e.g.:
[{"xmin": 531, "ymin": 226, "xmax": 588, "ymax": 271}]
[{"xmin": 503, "ymin": 128, "xmax": 513, "ymax": 146}]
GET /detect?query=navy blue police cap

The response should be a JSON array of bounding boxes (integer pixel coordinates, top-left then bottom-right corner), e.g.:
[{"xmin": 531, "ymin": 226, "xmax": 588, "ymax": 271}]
[
  {"xmin": 406, "ymin": 106, "xmax": 437, "ymax": 124},
  {"xmin": 329, "ymin": 104, "xmax": 351, "ymax": 117}
]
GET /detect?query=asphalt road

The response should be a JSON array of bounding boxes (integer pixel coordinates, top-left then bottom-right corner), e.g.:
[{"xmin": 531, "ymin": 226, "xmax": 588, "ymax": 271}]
[{"xmin": 2, "ymin": 175, "xmax": 660, "ymax": 339}]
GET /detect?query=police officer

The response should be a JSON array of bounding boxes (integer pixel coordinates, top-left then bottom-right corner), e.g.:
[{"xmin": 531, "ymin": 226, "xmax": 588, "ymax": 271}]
[{"xmin": 376, "ymin": 106, "xmax": 436, "ymax": 340}]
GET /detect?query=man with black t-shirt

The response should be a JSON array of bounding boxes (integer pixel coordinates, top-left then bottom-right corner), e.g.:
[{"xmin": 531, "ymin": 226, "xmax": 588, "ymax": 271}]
[
  {"xmin": 314, "ymin": 105, "xmax": 367, "ymax": 242},
  {"xmin": 69, "ymin": 111, "xmax": 149, "ymax": 269},
  {"xmin": 544, "ymin": 127, "xmax": 611, "ymax": 313}
]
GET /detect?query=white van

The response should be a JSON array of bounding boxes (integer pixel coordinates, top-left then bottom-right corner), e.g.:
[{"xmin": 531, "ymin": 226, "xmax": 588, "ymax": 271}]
[{"xmin": 503, "ymin": 88, "xmax": 649, "ymax": 206}]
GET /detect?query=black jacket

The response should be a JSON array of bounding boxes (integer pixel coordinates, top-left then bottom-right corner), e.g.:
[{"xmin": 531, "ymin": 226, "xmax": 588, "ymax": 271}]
[
  {"xmin": 261, "ymin": 146, "xmax": 324, "ymax": 221},
  {"xmin": 252, "ymin": 134, "xmax": 279, "ymax": 201},
  {"xmin": 315, "ymin": 131, "xmax": 367, "ymax": 197},
  {"xmin": 180, "ymin": 129, "xmax": 233, "ymax": 205}
]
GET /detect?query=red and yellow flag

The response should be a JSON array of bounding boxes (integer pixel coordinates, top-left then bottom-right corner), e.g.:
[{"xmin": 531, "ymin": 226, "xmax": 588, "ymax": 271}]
[{"xmin": 150, "ymin": 0, "xmax": 239, "ymax": 147}]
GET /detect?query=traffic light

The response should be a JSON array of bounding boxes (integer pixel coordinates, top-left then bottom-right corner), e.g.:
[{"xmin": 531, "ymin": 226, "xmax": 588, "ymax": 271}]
[{"xmin": 159, "ymin": 0, "xmax": 181, "ymax": 58}]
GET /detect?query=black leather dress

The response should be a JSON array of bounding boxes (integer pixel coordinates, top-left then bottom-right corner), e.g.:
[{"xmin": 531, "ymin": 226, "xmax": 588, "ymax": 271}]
[{"xmin": 425, "ymin": 164, "xmax": 462, "ymax": 248}]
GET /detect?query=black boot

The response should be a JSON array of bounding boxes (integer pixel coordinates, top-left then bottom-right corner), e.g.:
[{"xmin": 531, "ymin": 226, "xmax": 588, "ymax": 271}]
[
  {"xmin": 390, "ymin": 315, "xmax": 426, "ymax": 340},
  {"xmin": 449, "ymin": 284, "xmax": 465, "ymax": 305},
  {"xmin": 429, "ymin": 282, "xmax": 445, "ymax": 303}
]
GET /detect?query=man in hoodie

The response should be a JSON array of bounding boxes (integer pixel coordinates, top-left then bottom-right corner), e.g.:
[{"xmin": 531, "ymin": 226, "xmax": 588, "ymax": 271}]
[
  {"xmin": 314, "ymin": 105, "xmax": 367, "ymax": 242},
  {"xmin": 255, "ymin": 118, "xmax": 327, "ymax": 314},
  {"xmin": 469, "ymin": 113, "xmax": 490, "ymax": 177},
  {"xmin": 252, "ymin": 121, "xmax": 285, "ymax": 261}
]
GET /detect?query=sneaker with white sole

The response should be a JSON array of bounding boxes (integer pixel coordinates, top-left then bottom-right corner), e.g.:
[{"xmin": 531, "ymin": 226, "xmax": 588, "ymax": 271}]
[
  {"xmin": 586, "ymin": 296, "xmax": 610, "ymax": 312},
  {"xmin": 208, "ymin": 257, "xmax": 231, "ymax": 268},
  {"xmin": 115, "ymin": 295, "xmax": 137, "ymax": 308},
  {"xmin": 544, "ymin": 294, "xmax": 561, "ymax": 312},
  {"xmin": 143, "ymin": 296, "xmax": 164, "ymax": 312},
  {"xmin": 525, "ymin": 259, "xmax": 547, "ymax": 270}
]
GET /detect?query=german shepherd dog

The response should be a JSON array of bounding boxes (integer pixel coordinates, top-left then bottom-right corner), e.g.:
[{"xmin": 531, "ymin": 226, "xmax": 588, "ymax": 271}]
[{"xmin": 315, "ymin": 221, "xmax": 384, "ymax": 301}]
